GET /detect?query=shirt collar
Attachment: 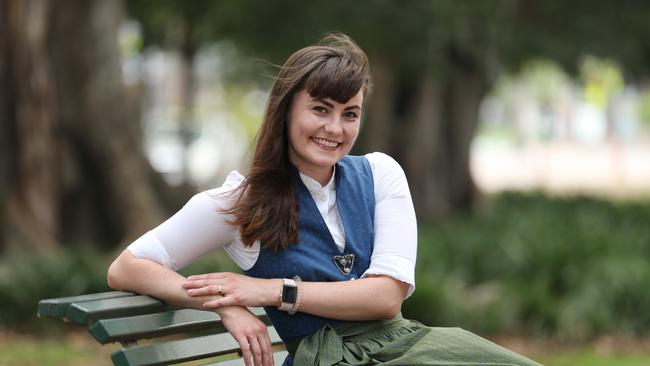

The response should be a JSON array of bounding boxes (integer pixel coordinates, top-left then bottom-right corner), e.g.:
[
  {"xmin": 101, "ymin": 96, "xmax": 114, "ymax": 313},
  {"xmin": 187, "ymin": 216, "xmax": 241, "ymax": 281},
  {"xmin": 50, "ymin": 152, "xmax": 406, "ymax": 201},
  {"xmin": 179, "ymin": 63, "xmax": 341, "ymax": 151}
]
[{"xmin": 298, "ymin": 168, "xmax": 336, "ymax": 196}]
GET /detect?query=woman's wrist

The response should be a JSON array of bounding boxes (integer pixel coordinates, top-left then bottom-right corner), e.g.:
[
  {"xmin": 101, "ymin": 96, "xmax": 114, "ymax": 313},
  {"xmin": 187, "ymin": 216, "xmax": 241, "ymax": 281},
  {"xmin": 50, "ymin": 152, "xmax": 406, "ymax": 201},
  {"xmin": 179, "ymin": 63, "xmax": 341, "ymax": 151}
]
[
  {"xmin": 268, "ymin": 278, "xmax": 284, "ymax": 307},
  {"xmin": 214, "ymin": 305, "xmax": 246, "ymax": 317}
]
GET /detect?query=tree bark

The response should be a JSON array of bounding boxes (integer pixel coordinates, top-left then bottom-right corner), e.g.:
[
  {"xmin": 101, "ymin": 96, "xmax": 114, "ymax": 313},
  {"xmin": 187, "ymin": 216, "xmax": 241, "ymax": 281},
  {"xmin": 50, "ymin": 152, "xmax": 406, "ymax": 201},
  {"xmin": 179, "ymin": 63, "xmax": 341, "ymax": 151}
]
[
  {"xmin": 360, "ymin": 53, "xmax": 490, "ymax": 219},
  {"xmin": 1, "ymin": 0, "xmax": 59, "ymax": 252},
  {"xmin": 175, "ymin": 20, "xmax": 199, "ymax": 185},
  {"xmin": 444, "ymin": 66, "xmax": 487, "ymax": 210},
  {"xmin": 49, "ymin": 0, "xmax": 165, "ymax": 246},
  {"xmin": 0, "ymin": 0, "xmax": 172, "ymax": 252},
  {"xmin": 358, "ymin": 54, "xmax": 395, "ymax": 155},
  {"xmin": 403, "ymin": 74, "xmax": 448, "ymax": 218}
]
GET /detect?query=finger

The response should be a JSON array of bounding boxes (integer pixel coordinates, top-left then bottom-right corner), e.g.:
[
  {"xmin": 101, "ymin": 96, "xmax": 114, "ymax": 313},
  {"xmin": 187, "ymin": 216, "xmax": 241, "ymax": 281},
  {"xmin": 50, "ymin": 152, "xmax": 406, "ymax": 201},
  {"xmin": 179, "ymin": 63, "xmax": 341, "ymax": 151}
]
[
  {"xmin": 248, "ymin": 335, "xmax": 263, "ymax": 366},
  {"xmin": 183, "ymin": 279, "xmax": 228, "ymax": 290},
  {"xmin": 237, "ymin": 336, "xmax": 252, "ymax": 366},
  {"xmin": 187, "ymin": 272, "xmax": 228, "ymax": 280},
  {"xmin": 186, "ymin": 273, "xmax": 216, "ymax": 280},
  {"xmin": 188, "ymin": 285, "xmax": 225, "ymax": 297},
  {"xmin": 258, "ymin": 332, "xmax": 273, "ymax": 366},
  {"xmin": 182, "ymin": 279, "xmax": 216, "ymax": 289}
]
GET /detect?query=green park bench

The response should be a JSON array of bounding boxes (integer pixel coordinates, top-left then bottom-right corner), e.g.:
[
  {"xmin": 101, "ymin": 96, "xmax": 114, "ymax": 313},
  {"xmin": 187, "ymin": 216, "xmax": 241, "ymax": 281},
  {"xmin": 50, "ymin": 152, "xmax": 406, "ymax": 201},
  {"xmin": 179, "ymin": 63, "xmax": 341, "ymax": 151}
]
[{"xmin": 38, "ymin": 291, "xmax": 287, "ymax": 365}]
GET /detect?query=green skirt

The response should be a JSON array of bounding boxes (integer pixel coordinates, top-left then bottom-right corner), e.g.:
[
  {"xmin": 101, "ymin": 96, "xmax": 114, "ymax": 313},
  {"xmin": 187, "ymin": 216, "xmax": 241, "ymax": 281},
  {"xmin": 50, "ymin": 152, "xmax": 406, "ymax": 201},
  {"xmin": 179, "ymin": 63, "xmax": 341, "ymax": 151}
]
[{"xmin": 293, "ymin": 315, "xmax": 543, "ymax": 366}]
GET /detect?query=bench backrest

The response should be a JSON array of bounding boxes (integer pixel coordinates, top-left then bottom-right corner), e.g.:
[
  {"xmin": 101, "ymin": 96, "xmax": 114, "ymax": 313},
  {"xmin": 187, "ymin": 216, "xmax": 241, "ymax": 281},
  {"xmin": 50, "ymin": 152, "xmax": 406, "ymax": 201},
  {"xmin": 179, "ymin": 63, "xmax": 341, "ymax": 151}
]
[{"xmin": 38, "ymin": 291, "xmax": 287, "ymax": 365}]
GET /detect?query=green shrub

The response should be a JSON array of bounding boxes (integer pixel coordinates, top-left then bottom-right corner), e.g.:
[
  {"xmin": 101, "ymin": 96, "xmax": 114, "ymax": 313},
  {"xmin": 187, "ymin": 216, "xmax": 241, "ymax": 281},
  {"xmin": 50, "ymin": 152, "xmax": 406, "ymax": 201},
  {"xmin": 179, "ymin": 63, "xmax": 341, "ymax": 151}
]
[
  {"xmin": 0, "ymin": 248, "xmax": 110, "ymax": 327},
  {"xmin": 0, "ymin": 247, "xmax": 236, "ymax": 328},
  {"xmin": 403, "ymin": 192, "xmax": 650, "ymax": 339}
]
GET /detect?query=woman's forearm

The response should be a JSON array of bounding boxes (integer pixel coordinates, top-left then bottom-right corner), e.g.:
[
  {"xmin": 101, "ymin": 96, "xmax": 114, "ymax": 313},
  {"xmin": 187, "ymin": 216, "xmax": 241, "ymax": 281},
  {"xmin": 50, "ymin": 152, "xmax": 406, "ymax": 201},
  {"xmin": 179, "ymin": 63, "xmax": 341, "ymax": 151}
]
[
  {"xmin": 107, "ymin": 250, "xmax": 218, "ymax": 309},
  {"xmin": 297, "ymin": 276, "xmax": 408, "ymax": 320},
  {"xmin": 186, "ymin": 273, "xmax": 409, "ymax": 321},
  {"xmin": 108, "ymin": 251, "xmax": 277, "ymax": 365}
]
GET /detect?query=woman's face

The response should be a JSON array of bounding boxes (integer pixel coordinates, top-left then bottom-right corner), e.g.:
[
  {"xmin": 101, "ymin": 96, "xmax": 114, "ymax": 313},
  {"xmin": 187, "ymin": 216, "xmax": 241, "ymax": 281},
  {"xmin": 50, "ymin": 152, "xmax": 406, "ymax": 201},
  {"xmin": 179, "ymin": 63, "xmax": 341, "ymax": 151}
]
[{"xmin": 287, "ymin": 89, "xmax": 364, "ymax": 185}]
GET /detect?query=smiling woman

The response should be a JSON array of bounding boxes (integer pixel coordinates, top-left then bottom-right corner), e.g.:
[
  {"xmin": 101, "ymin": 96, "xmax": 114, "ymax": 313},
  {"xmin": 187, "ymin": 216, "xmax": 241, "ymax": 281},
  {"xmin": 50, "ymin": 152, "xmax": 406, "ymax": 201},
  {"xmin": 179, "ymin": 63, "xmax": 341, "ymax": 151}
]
[
  {"xmin": 107, "ymin": 33, "xmax": 542, "ymax": 366},
  {"xmin": 287, "ymin": 89, "xmax": 363, "ymax": 185}
]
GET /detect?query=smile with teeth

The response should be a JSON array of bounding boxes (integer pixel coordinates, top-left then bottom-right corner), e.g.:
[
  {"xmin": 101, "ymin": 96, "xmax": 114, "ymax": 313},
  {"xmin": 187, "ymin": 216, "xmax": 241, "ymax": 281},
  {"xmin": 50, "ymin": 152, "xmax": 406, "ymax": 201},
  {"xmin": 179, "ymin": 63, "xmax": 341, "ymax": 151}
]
[{"xmin": 311, "ymin": 137, "xmax": 339, "ymax": 149}]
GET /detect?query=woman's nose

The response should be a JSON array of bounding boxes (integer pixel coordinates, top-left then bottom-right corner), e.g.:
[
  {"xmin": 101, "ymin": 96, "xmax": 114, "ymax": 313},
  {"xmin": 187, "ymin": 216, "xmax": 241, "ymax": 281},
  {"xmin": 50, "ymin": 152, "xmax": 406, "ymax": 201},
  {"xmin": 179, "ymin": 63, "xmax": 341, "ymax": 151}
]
[{"xmin": 323, "ymin": 115, "xmax": 343, "ymax": 135}]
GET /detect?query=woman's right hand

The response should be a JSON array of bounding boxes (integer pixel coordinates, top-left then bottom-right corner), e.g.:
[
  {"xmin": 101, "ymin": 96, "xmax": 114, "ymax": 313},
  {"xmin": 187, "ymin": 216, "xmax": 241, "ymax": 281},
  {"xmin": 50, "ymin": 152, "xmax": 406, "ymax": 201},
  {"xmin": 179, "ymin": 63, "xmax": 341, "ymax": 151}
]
[{"xmin": 217, "ymin": 306, "xmax": 274, "ymax": 366}]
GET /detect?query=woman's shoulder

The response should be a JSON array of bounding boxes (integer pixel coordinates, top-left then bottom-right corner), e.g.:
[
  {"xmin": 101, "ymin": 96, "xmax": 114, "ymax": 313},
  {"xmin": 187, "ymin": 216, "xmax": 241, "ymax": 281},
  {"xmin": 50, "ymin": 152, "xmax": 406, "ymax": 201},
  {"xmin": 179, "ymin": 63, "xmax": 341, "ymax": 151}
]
[
  {"xmin": 206, "ymin": 170, "xmax": 245, "ymax": 193},
  {"xmin": 361, "ymin": 152, "xmax": 409, "ymax": 200},
  {"xmin": 193, "ymin": 170, "xmax": 245, "ymax": 209},
  {"xmin": 363, "ymin": 152, "xmax": 405, "ymax": 176}
]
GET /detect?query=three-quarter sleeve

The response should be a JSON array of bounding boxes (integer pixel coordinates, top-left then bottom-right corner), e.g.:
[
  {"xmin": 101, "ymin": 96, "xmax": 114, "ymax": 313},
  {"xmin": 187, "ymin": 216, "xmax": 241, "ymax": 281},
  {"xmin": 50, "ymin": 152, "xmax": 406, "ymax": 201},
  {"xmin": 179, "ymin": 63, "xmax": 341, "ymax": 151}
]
[
  {"xmin": 127, "ymin": 171, "xmax": 244, "ymax": 271},
  {"xmin": 362, "ymin": 152, "xmax": 418, "ymax": 298}
]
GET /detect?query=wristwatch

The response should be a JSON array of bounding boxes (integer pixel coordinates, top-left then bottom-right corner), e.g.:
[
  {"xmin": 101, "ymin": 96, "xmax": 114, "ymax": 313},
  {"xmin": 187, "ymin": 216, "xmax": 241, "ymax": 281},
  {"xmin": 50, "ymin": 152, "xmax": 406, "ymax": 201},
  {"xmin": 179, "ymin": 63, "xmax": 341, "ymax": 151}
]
[{"xmin": 278, "ymin": 277, "xmax": 299, "ymax": 314}]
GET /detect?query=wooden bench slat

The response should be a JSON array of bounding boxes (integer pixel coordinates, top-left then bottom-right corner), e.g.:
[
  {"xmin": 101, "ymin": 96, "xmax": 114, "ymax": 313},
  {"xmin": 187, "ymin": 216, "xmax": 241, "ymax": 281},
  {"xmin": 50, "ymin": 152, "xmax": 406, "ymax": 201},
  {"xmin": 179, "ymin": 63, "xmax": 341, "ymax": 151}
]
[
  {"xmin": 110, "ymin": 326, "xmax": 284, "ymax": 366},
  {"xmin": 90, "ymin": 307, "xmax": 270, "ymax": 344},
  {"xmin": 66, "ymin": 295, "xmax": 168, "ymax": 325},
  {"xmin": 90, "ymin": 309, "xmax": 222, "ymax": 344},
  {"xmin": 38, "ymin": 291, "xmax": 134, "ymax": 318}
]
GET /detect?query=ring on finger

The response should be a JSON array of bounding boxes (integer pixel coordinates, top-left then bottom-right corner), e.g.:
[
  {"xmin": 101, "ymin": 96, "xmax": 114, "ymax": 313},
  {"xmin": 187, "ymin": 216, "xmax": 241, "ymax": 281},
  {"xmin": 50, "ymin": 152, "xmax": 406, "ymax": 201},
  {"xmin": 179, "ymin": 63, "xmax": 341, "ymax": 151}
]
[{"xmin": 217, "ymin": 284, "xmax": 223, "ymax": 295}]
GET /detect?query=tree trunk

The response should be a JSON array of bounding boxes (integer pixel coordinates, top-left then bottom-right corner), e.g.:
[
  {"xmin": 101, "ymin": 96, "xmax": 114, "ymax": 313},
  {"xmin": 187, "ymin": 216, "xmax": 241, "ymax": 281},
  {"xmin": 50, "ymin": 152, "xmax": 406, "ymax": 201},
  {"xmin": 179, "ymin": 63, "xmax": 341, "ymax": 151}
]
[
  {"xmin": 1, "ymin": 0, "xmax": 59, "ymax": 252},
  {"xmin": 0, "ymin": 0, "xmax": 173, "ymax": 253},
  {"xmin": 359, "ymin": 55, "xmax": 488, "ymax": 219},
  {"xmin": 175, "ymin": 20, "xmax": 199, "ymax": 185},
  {"xmin": 358, "ymin": 54, "xmax": 395, "ymax": 154},
  {"xmin": 444, "ymin": 67, "xmax": 487, "ymax": 210},
  {"xmin": 49, "ymin": 0, "xmax": 165, "ymax": 246},
  {"xmin": 403, "ymin": 74, "xmax": 448, "ymax": 218}
]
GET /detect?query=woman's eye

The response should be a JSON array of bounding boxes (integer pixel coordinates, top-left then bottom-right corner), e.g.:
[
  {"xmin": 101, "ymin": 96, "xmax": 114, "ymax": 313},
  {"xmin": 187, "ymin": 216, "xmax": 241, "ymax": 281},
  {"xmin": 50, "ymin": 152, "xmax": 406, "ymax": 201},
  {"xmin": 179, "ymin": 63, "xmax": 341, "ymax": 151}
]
[
  {"xmin": 313, "ymin": 106, "xmax": 327, "ymax": 113},
  {"xmin": 344, "ymin": 111, "xmax": 359, "ymax": 120}
]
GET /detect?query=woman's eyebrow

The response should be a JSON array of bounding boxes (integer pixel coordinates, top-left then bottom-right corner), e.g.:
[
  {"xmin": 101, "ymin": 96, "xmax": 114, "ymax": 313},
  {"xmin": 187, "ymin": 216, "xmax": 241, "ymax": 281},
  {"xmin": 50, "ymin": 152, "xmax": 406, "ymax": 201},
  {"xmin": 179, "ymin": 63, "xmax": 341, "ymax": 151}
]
[
  {"xmin": 315, "ymin": 98, "xmax": 361, "ymax": 110},
  {"xmin": 315, "ymin": 98, "xmax": 334, "ymax": 108}
]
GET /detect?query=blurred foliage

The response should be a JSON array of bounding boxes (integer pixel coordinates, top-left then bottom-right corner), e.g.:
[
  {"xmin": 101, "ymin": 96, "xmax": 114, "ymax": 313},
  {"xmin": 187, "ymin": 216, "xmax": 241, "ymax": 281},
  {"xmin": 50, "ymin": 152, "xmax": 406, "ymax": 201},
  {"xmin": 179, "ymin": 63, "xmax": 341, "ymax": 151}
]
[
  {"xmin": 580, "ymin": 56, "xmax": 624, "ymax": 108},
  {"xmin": 639, "ymin": 89, "xmax": 650, "ymax": 127},
  {"xmin": 125, "ymin": 0, "xmax": 500, "ymax": 77},
  {"xmin": 403, "ymin": 192, "xmax": 650, "ymax": 339},
  {"xmin": 0, "ymin": 249, "xmax": 110, "ymax": 328},
  {"xmin": 4, "ymin": 193, "xmax": 650, "ymax": 341},
  {"xmin": 123, "ymin": 1, "xmax": 650, "ymax": 81},
  {"xmin": 0, "ymin": 247, "xmax": 237, "ymax": 329}
]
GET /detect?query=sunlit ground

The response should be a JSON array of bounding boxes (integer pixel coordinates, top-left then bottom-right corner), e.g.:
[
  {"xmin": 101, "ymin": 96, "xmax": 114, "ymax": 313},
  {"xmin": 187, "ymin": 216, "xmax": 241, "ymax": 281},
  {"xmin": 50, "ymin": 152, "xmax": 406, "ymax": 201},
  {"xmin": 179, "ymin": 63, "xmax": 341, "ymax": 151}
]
[{"xmin": 1, "ymin": 329, "xmax": 650, "ymax": 366}]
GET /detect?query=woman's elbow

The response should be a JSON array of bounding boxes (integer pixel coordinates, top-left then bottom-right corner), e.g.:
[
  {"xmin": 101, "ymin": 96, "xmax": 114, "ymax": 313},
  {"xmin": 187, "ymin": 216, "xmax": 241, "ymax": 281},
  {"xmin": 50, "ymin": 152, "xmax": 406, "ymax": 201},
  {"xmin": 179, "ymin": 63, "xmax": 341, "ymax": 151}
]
[
  {"xmin": 106, "ymin": 251, "xmax": 132, "ymax": 290},
  {"xmin": 379, "ymin": 297, "xmax": 403, "ymax": 319},
  {"xmin": 376, "ymin": 278, "xmax": 408, "ymax": 319},
  {"xmin": 107, "ymin": 261, "xmax": 123, "ymax": 290}
]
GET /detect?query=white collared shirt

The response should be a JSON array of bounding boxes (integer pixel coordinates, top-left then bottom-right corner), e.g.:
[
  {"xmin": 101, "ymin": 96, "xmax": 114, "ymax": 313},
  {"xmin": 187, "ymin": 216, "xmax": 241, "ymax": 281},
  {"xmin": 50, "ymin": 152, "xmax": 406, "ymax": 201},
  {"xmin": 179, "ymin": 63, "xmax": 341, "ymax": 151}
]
[
  {"xmin": 297, "ymin": 171, "xmax": 347, "ymax": 253},
  {"xmin": 128, "ymin": 152, "xmax": 418, "ymax": 297}
]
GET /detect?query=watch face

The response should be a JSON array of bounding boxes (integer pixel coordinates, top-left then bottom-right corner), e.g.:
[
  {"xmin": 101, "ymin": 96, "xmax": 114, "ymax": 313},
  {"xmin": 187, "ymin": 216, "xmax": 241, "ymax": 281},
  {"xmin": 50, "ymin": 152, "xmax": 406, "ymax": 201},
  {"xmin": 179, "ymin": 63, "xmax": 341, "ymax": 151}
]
[{"xmin": 282, "ymin": 285, "xmax": 298, "ymax": 304}]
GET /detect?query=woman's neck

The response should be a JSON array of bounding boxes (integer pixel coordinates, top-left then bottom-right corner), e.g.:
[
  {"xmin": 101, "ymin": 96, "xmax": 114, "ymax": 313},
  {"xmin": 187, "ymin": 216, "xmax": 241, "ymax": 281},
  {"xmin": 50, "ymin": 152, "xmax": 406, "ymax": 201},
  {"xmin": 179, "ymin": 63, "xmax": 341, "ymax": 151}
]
[{"xmin": 298, "ymin": 166, "xmax": 334, "ymax": 187}]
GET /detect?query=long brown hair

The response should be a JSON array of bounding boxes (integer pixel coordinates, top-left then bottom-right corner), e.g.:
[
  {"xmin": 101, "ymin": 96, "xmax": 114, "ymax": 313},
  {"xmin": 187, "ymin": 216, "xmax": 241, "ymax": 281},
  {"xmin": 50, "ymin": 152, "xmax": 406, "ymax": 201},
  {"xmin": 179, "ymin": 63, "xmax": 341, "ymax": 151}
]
[{"xmin": 226, "ymin": 33, "xmax": 372, "ymax": 251}]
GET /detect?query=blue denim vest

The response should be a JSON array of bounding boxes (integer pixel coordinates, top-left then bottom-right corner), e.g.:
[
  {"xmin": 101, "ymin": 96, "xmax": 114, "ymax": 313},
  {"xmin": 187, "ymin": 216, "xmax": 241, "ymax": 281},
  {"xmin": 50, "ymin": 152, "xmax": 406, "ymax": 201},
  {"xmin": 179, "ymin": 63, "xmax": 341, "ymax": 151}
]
[{"xmin": 244, "ymin": 155, "xmax": 375, "ymax": 345}]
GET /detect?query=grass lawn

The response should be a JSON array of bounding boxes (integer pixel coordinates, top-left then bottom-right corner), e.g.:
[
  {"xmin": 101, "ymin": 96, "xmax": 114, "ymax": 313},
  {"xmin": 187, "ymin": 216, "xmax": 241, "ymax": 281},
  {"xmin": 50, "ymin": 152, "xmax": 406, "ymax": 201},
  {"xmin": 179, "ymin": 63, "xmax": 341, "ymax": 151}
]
[
  {"xmin": 503, "ymin": 336, "xmax": 650, "ymax": 366},
  {"xmin": 0, "ymin": 330, "xmax": 116, "ymax": 366},
  {"xmin": 536, "ymin": 351, "xmax": 650, "ymax": 366},
  {"xmin": 2, "ymin": 329, "xmax": 650, "ymax": 366}
]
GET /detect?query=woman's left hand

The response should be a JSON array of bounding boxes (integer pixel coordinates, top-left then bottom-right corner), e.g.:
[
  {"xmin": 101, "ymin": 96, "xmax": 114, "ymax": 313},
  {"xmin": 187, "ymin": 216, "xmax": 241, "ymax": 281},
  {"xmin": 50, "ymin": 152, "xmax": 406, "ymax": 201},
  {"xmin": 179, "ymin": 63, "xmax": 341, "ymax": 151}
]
[{"xmin": 183, "ymin": 272, "xmax": 280, "ymax": 309}]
